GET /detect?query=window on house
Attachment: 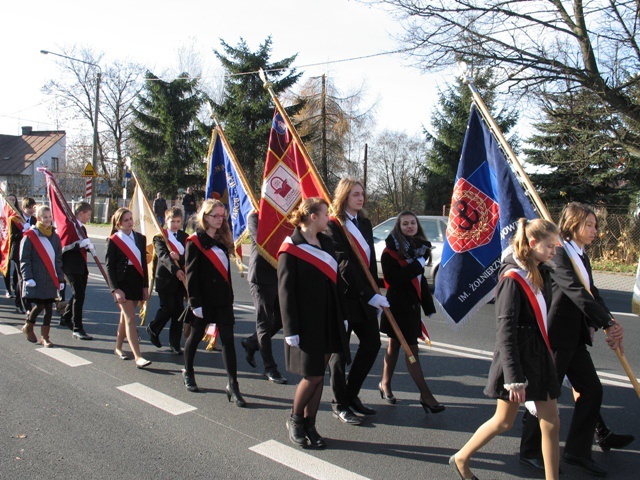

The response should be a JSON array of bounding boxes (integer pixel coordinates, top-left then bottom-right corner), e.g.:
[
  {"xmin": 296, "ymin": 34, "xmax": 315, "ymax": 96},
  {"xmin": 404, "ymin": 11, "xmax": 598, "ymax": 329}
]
[{"xmin": 51, "ymin": 157, "xmax": 59, "ymax": 172}]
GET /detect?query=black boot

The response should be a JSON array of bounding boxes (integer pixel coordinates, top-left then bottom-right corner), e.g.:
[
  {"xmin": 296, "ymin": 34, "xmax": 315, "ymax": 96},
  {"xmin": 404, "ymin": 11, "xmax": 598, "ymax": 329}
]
[
  {"xmin": 286, "ymin": 413, "xmax": 308, "ymax": 447},
  {"xmin": 595, "ymin": 420, "xmax": 635, "ymax": 452},
  {"xmin": 303, "ymin": 416, "xmax": 326, "ymax": 449},
  {"xmin": 182, "ymin": 369, "xmax": 199, "ymax": 392},
  {"xmin": 225, "ymin": 382, "xmax": 247, "ymax": 407}
]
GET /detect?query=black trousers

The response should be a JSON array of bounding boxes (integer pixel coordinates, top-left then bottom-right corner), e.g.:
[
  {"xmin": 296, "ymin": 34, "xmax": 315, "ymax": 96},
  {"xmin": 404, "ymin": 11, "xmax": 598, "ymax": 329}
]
[
  {"xmin": 329, "ymin": 309, "xmax": 381, "ymax": 408},
  {"xmin": 245, "ymin": 282, "xmax": 282, "ymax": 372},
  {"xmin": 12, "ymin": 260, "xmax": 30, "ymax": 311},
  {"xmin": 184, "ymin": 322, "xmax": 237, "ymax": 384},
  {"xmin": 520, "ymin": 344, "xmax": 603, "ymax": 459},
  {"xmin": 62, "ymin": 272, "xmax": 88, "ymax": 331},
  {"xmin": 149, "ymin": 289, "xmax": 184, "ymax": 348}
]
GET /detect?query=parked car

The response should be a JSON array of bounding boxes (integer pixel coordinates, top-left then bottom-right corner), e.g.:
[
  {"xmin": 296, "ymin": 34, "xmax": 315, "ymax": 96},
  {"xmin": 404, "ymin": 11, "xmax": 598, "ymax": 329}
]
[{"xmin": 372, "ymin": 215, "xmax": 448, "ymax": 287}]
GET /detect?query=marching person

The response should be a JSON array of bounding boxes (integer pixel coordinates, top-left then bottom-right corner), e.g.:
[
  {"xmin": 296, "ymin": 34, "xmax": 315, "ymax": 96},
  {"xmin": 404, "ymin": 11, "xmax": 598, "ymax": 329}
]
[
  {"xmin": 3, "ymin": 193, "xmax": 20, "ymax": 299},
  {"xmin": 105, "ymin": 208, "xmax": 152, "ymax": 369},
  {"xmin": 11, "ymin": 196, "xmax": 37, "ymax": 314},
  {"xmin": 182, "ymin": 199, "xmax": 246, "ymax": 407},
  {"xmin": 60, "ymin": 201, "xmax": 94, "ymax": 340},
  {"xmin": 19, "ymin": 206, "xmax": 65, "ymax": 347},
  {"xmin": 379, "ymin": 211, "xmax": 444, "ymax": 413},
  {"xmin": 519, "ymin": 202, "xmax": 628, "ymax": 477},
  {"xmin": 451, "ymin": 218, "xmax": 561, "ymax": 480},
  {"xmin": 147, "ymin": 207, "xmax": 187, "ymax": 354},
  {"xmin": 181, "ymin": 187, "xmax": 196, "ymax": 229},
  {"xmin": 326, "ymin": 177, "xmax": 388, "ymax": 424},
  {"xmin": 241, "ymin": 210, "xmax": 287, "ymax": 384},
  {"xmin": 278, "ymin": 197, "xmax": 350, "ymax": 448}
]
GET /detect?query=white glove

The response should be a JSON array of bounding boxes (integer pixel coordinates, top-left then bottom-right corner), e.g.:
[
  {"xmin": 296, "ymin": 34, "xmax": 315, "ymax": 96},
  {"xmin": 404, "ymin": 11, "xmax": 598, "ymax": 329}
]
[
  {"xmin": 368, "ymin": 293, "xmax": 390, "ymax": 309},
  {"xmin": 285, "ymin": 335, "xmax": 300, "ymax": 347},
  {"xmin": 192, "ymin": 307, "xmax": 203, "ymax": 318},
  {"xmin": 59, "ymin": 283, "xmax": 65, "ymax": 291},
  {"xmin": 22, "ymin": 224, "xmax": 30, "ymax": 233},
  {"xmin": 417, "ymin": 257, "xmax": 426, "ymax": 268},
  {"xmin": 344, "ymin": 320, "xmax": 349, "ymax": 331},
  {"xmin": 25, "ymin": 279, "xmax": 36, "ymax": 287},
  {"xmin": 79, "ymin": 238, "xmax": 91, "ymax": 249}
]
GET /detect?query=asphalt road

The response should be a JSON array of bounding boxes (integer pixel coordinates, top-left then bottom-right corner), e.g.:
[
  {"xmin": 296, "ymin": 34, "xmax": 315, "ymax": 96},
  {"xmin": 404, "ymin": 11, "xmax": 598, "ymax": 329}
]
[{"xmin": 1, "ymin": 234, "xmax": 638, "ymax": 480}]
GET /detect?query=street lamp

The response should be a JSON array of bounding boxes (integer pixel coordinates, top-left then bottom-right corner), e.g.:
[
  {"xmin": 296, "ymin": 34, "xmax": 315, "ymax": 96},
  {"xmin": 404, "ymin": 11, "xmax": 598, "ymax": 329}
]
[{"xmin": 41, "ymin": 49, "xmax": 101, "ymax": 222}]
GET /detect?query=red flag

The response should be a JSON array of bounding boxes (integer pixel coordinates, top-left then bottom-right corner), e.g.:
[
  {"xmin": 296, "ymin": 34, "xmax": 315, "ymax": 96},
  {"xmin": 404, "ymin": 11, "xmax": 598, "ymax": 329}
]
[
  {"xmin": 0, "ymin": 194, "xmax": 20, "ymax": 276},
  {"xmin": 39, "ymin": 168, "xmax": 83, "ymax": 253},
  {"xmin": 256, "ymin": 109, "xmax": 326, "ymax": 267}
]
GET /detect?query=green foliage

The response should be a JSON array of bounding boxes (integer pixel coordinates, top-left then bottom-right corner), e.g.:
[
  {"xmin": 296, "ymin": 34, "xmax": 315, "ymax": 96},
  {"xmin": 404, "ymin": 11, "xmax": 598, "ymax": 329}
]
[
  {"xmin": 212, "ymin": 37, "xmax": 301, "ymax": 193},
  {"xmin": 130, "ymin": 71, "xmax": 207, "ymax": 197},
  {"xmin": 422, "ymin": 69, "xmax": 518, "ymax": 213},
  {"xmin": 527, "ymin": 88, "xmax": 640, "ymax": 211}
]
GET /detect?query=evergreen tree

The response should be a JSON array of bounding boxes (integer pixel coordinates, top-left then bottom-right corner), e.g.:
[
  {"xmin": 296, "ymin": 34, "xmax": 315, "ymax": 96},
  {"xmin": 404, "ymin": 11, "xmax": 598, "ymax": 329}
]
[
  {"xmin": 130, "ymin": 72, "xmax": 207, "ymax": 196},
  {"xmin": 527, "ymin": 88, "xmax": 640, "ymax": 211},
  {"xmin": 213, "ymin": 37, "xmax": 301, "ymax": 192},
  {"xmin": 423, "ymin": 69, "xmax": 518, "ymax": 213}
]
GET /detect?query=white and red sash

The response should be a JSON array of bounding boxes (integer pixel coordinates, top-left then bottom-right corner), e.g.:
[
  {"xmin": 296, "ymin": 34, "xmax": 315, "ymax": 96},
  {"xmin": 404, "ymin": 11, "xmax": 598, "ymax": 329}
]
[
  {"xmin": 187, "ymin": 234, "xmax": 229, "ymax": 283},
  {"xmin": 502, "ymin": 268, "xmax": 553, "ymax": 361},
  {"xmin": 25, "ymin": 229, "xmax": 60, "ymax": 289},
  {"xmin": 278, "ymin": 237, "xmax": 338, "ymax": 284},
  {"xmin": 331, "ymin": 217, "xmax": 371, "ymax": 268},
  {"xmin": 165, "ymin": 229, "xmax": 185, "ymax": 256},
  {"xmin": 109, "ymin": 232, "xmax": 144, "ymax": 277}
]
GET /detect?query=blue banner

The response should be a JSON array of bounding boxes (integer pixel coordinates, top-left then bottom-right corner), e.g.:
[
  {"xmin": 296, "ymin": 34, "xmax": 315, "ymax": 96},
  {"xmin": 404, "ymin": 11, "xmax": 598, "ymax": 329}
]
[
  {"xmin": 205, "ymin": 131, "xmax": 254, "ymax": 247},
  {"xmin": 434, "ymin": 104, "xmax": 537, "ymax": 327}
]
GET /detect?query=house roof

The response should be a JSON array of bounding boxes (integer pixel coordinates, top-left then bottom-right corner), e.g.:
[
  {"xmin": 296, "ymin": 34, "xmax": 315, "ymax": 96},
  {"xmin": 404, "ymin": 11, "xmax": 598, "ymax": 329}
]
[{"xmin": 0, "ymin": 130, "xmax": 65, "ymax": 176}]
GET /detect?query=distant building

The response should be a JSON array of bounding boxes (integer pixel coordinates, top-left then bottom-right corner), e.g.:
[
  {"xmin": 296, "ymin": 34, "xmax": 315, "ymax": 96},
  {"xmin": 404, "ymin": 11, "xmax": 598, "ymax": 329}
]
[{"xmin": 0, "ymin": 126, "xmax": 66, "ymax": 196}]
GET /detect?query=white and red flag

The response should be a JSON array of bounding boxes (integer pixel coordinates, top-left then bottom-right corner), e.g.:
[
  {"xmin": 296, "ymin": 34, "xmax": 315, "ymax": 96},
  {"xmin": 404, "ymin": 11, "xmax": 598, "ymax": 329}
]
[{"xmin": 0, "ymin": 193, "xmax": 21, "ymax": 276}]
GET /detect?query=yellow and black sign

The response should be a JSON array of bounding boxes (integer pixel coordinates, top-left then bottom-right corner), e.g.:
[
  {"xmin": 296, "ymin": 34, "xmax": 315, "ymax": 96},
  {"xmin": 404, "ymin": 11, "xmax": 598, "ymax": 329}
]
[{"xmin": 81, "ymin": 163, "xmax": 98, "ymax": 178}]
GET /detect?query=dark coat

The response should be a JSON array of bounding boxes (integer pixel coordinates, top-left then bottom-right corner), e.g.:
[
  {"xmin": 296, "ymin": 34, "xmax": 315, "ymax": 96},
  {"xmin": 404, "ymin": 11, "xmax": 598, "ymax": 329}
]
[
  {"xmin": 105, "ymin": 231, "xmax": 149, "ymax": 292},
  {"xmin": 20, "ymin": 227, "xmax": 65, "ymax": 300},
  {"xmin": 547, "ymin": 246, "xmax": 614, "ymax": 351},
  {"xmin": 485, "ymin": 255, "xmax": 560, "ymax": 401},
  {"xmin": 185, "ymin": 229, "xmax": 234, "ymax": 325},
  {"xmin": 153, "ymin": 197, "xmax": 168, "ymax": 216},
  {"xmin": 247, "ymin": 211, "xmax": 277, "ymax": 285},
  {"xmin": 325, "ymin": 217, "xmax": 378, "ymax": 324},
  {"xmin": 380, "ymin": 235, "xmax": 435, "ymax": 343},
  {"xmin": 278, "ymin": 228, "xmax": 351, "ymax": 375},
  {"xmin": 153, "ymin": 230, "xmax": 187, "ymax": 294},
  {"xmin": 62, "ymin": 224, "xmax": 88, "ymax": 276},
  {"xmin": 10, "ymin": 214, "xmax": 35, "ymax": 262},
  {"xmin": 182, "ymin": 193, "xmax": 196, "ymax": 214}
]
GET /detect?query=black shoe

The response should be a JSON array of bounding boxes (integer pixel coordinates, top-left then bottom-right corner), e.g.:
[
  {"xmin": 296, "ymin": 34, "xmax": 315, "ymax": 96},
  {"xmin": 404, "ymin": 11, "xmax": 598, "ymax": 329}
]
[
  {"xmin": 562, "ymin": 452, "xmax": 607, "ymax": 477},
  {"xmin": 419, "ymin": 399, "xmax": 445, "ymax": 414},
  {"xmin": 264, "ymin": 370, "xmax": 287, "ymax": 384},
  {"xmin": 59, "ymin": 318, "xmax": 73, "ymax": 330},
  {"xmin": 241, "ymin": 338, "xmax": 257, "ymax": 368},
  {"xmin": 225, "ymin": 383, "xmax": 247, "ymax": 408},
  {"xmin": 596, "ymin": 430, "xmax": 634, "ymax": 452},
  {"xmin": 332, "ymin": 407, "xmax": 362, "ymax": 425},
  {"xmin": 519, "ymin": 456, "xmax": 545, "ymax": 471},
  {"xmin": 182, "ymin": 369, "xmax": 199, "ymax": 392},
  {"xmin": 378, "ymin": 382, "xmax": 396, "ymax": 404},
  {"xmin": 72, "ymin": 329, "xmax": 93, "ymax": 340},
  {"xmin": 449, "ymin": 455, "xmax": 479, "ymax": 480},
  {"xmin": 286, "ymin": 414, "xmax": 308, "ymax": 447},
  {"xmin": 169, "ymin": 345, "xmax": 182, "ymax": 355},
  {"xmin": 146, "ymin": 326, "xmax": 162, "ymax": 348},
  {"xmin": 349, "ymin": 397, "xmax": 376, "ymax": 415},
  {"xmin": 15, "ymin": 307, "xmax": 25, "ymax": 314},
  {"xmin": 303, "ymin": 417, "xmax": 326, "ymax": 449}
]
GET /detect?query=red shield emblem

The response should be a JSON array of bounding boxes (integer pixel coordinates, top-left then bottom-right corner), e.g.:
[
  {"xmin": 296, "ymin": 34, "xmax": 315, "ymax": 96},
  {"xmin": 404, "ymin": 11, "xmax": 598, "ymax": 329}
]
[{"xmin": 446, "ymin": 178, "xmax": 499, "ymax": 253}]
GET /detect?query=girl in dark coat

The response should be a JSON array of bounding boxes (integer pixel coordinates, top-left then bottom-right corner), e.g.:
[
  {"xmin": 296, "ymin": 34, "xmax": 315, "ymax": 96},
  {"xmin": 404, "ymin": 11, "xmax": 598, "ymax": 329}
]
[
  {"xmin": 105, "ymin": 208, "xmax": 151, "ymax": 369},
  {"xmin": 379, "ymin": 211, "xmax": 443, "ymax": 413},
  {"xmin": 20, "ymin": 206, "xmax": 65, "ymax": 347},
  {"xmin": 182, "ymin": 199, "xmax": 245, "ymax": 407},
  {"xmin": 451, "ymin": 218, "xmax": 561, "ymax": 480},
  {"xmin": 278, "ymin": 197, "xmax": 350, "ymax": 449}
]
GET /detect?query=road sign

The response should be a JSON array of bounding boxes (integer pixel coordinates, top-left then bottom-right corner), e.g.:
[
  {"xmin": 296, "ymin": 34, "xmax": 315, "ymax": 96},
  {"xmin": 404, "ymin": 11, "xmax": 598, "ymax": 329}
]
[{"xmin": 82, "ymin": 163, "xmax": 98, "ymax": 178}]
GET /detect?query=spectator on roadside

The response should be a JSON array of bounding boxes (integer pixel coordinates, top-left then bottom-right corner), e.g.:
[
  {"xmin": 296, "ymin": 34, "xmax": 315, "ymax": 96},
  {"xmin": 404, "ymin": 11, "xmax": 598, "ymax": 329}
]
[
  {"xmin": 181, "ymin": 187, "xmax": 196, "ymax": 229},
  {"xmin": 153, "ymin": 192, "xmax": 168, "ymax": 227}
]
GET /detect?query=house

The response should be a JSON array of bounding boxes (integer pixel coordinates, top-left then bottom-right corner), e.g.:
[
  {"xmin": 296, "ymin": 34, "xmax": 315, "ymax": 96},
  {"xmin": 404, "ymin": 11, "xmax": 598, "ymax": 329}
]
[{"xmin": 0, "ymin": 126, "xmax": 66, "ymax": 196}]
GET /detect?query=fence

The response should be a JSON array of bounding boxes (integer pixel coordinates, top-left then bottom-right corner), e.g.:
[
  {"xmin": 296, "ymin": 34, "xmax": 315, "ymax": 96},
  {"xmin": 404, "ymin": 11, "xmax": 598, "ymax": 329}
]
[{"xmin": 34, "ymin": 197, "xmax": 112, "ymax": 224}]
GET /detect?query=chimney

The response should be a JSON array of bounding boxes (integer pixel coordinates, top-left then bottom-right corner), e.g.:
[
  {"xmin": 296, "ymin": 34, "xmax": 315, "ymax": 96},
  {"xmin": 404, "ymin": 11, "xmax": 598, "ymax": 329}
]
[{"xmin": 21, "ymin": 126, "xmax": 33, "ymax": 135}]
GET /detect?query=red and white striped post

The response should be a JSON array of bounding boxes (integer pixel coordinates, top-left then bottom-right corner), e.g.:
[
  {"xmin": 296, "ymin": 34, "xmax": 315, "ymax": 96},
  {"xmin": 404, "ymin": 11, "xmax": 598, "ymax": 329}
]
[{"xmin": 85, "ymin": 178, "xmax": 92, "ymax": 200}]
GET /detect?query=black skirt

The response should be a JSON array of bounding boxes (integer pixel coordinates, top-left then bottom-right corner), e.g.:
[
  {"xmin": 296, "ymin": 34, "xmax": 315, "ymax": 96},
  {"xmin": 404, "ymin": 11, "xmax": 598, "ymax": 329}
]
[
  {"xmin": 119, "ymin": 267, "xmax": 145, "ymax": 301},
  {"xmin": 188, "ymin": 304, "xmax": 235, "ymax": 329},
  {"xmin": 380, "ymin": 302, "xmax": 422, "ymax": 345}
]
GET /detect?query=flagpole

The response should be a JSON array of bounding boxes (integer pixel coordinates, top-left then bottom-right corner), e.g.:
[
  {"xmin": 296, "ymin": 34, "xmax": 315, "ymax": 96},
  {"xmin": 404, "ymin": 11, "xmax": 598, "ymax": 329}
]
[
  {"xmin": 38, "ymin": 168, "xmax": 109, "ymax": 285},
  {"xmin": 258, "ymin": 68, "xmax": 418, "ymax": 364},
  {"xmin": 462, "ymin": 71, "xmax": 639, "ymax": 396}
]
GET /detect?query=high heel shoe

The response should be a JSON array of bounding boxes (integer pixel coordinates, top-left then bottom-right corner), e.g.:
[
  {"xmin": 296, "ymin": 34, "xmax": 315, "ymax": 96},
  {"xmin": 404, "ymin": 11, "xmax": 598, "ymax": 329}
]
[
  {"xmin": 420, "ymin": 398, "xmax": 445, "ymax": 414},
  {"xmin": 378, "ymin": 382, "xmax": 396, "ymax": 404},
  {"xmin": 182, "ymin": 369, "xmax": 199, "ymax": 392},
  {"xmin": 225, "ymin": 382, "xmax": 247, "ymax": 408}
]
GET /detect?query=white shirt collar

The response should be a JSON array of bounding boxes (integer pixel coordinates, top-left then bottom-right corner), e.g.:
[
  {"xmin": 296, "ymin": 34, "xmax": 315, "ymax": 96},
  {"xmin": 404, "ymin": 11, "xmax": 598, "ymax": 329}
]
[{"xmin": 568, "ymin": 239, "xmax": 584, "ymax": 256}]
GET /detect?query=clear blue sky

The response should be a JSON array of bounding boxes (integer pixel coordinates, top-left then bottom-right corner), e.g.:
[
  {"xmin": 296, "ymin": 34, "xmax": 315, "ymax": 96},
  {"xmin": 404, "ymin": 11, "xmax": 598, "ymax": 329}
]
[{"xmin": 1, "ymin": 0, "xmax": 447, "ymax": 138}]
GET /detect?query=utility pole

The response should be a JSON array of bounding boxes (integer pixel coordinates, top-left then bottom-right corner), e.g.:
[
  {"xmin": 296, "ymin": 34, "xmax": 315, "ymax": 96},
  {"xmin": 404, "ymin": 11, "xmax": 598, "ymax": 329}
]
[{"xmin": 363, "ymin": 143, "xmax": 368, "ymax": 191}]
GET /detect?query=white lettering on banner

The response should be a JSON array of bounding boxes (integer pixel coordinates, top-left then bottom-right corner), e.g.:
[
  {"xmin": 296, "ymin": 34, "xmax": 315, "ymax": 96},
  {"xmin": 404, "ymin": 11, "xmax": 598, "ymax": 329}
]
[
  {"xmin": 456, "ymin": 258, "xmax": 501, "ymax": 303},
  {"xmin": 500, "ymin": 221, "xmax": 518, "ymax": 240}
]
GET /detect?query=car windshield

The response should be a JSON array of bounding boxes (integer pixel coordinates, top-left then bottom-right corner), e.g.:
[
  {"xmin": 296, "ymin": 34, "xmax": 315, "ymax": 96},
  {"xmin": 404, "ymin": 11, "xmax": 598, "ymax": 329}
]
[{"xmin": 372, "ymin": 217, "xmax": 444, "ymax": 243}]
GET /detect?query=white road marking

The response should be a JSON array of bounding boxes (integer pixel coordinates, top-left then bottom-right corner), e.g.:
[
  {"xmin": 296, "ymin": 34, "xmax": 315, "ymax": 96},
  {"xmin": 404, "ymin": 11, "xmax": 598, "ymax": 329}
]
[
  {"xmin": 37, "ymin": 347, "xmax": 92, "ymax": 367},
  {"xmin": 0, "ymin": 323, "xmax": 22, "ymax": 335},
  {"xmin": 117, "ymin": 382, "xmax": 196, "ymax": 415},
  {"xmin": 250, "ymin": 440, "xmax": 371, "ymax": 480}
]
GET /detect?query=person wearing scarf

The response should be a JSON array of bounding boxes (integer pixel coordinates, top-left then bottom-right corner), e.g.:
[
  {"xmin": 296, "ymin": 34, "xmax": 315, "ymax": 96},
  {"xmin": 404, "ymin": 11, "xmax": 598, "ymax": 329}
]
[
  {"xmin": 19, "ymin": 206, "xmax": 65, "ymax": 347},
  {"xmin": 379, "ymin": 211, "xmax": 443, "ymax": 413}
]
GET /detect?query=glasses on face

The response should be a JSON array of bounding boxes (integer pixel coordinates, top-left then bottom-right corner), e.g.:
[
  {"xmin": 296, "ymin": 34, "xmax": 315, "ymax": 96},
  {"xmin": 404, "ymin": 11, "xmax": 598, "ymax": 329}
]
[{"xmin": 205, "ymin": 213, "xmax": 225, "ymax": 220}]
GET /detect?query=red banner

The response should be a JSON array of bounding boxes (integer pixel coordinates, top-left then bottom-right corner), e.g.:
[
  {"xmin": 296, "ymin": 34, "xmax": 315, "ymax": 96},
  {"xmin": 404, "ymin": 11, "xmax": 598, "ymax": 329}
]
[
  {"xmin": 256, "ymin": 109, "xmax": 325, "ymax": 267},
  {"xmin": 41, "ymin": 169, "xmax": 82, "ymax": 253},
  {"xmin": 0, "ymin": 195, "xmax": 20, "ymax": 276}
]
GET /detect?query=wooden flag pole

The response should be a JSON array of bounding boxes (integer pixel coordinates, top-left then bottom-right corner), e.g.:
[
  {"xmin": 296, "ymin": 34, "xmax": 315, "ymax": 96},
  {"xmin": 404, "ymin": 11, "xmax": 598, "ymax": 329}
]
[
  {"xmin": 462, "ymin": 72, "xmax": 639, "ymax": 397},
  {"xmin": 258, "ymin": 69, "xmax": 417, "ymax": 364}
]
